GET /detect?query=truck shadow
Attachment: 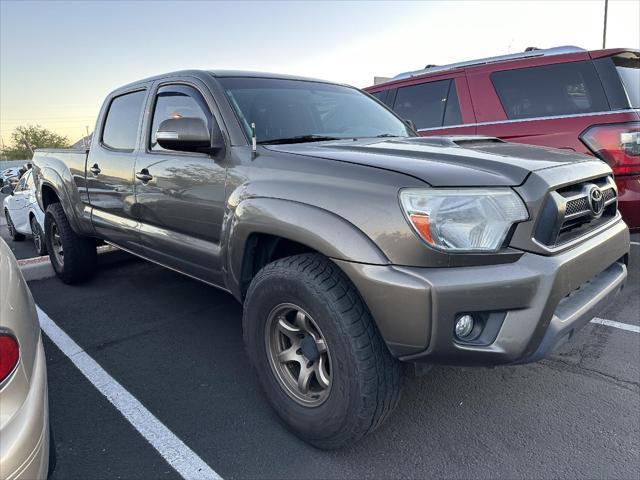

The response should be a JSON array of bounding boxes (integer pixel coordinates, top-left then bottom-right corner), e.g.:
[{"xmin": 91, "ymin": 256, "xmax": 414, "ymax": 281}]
[{"xmin": 32, "ymin": 256, "xmax": 639, "ymax": 479}]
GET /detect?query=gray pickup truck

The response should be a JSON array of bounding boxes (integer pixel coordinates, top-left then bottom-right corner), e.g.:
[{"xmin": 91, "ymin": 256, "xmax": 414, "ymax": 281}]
[{"xmin": 31, "ymin": 70, "xmax": 629, "ymax": 449}]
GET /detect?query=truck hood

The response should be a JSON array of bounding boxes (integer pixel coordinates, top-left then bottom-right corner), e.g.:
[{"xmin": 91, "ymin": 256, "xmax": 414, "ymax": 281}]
[{"xmin": 265, "ymin": 136, "xmax": 594, "ymax": 186}]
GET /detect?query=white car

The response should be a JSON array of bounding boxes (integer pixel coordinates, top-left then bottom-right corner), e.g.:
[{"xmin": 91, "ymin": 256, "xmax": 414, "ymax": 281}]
[{"xmin": 2, "ymin": 170, "xmax": 47, "ymax": 256}]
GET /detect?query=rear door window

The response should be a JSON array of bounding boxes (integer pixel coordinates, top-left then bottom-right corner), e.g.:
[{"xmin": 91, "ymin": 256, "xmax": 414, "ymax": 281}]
[
  {"xmin": 25, "ymin": 171, "xmax": 35, "ymax": 190},
  {"xmin": 392, "ymin": 79, "xmax": 461, "ymax": 129},
  {"xmin": 491, "ymin": 61, "xmax": 609, "ymax": 120},
  {"xmin": 443, "ymin": 81, "xmax": 462, "ymax": 126},
  {"xmin": 14, "ymin": 172, "xmax": 29, "ymax": 192},
  {"xmin": 102, "ymin": 90, "xmax": 146, "ymax": 151}
]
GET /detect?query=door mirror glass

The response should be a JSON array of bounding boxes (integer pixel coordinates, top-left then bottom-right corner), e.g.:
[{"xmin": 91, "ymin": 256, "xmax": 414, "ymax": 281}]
[
  {"xmin": 0, "ymin": 185, "xmax": 14, "ymax": 195},
  {"xmin": 156, "ymin": 117, "xmax": 212, "ymax": 153}
]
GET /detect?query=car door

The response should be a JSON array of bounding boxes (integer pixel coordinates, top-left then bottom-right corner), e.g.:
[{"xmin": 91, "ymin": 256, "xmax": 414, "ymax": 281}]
[
  {"xmin": 88, "ymin": 87, "xmax": 149, "ymax": 252},
  {"xmin": 24, "ymin": 171, "xmax": 46, "ymax": 232},
  {"xmin": 7, "ymin": 172, "xmax": 31, "ymax": 234},
  {"xmin": 133, "ymin": 80, "xmax": 227, "ymax": 285}
]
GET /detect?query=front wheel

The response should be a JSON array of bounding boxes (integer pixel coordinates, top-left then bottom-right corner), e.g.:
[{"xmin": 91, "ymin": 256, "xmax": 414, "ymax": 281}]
[
  {"xmin": 30, "ymin": 216, "xmax": 47, "ymax": 256},
  {"xmin": 243, "ymin": 253, "xmax": 404, "ymax": 449},
  {"xmin": 44, "ymin": 203, "xmax": 96, "ymax": 284}
]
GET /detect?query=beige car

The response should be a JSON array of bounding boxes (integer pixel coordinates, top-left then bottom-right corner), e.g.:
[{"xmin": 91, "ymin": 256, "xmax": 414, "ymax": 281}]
[{"xmin": 0, "ymin": 238, "xmax": 51, "ymax": 479}]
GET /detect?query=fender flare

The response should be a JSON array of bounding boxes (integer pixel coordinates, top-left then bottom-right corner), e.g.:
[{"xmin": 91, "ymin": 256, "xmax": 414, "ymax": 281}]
[
  {"xmin": 224, "ymin": 197, "xmax": 389, "ymax": 298},
  {"xmin": 37, "ymin": 167, "xmax": 89, "ymax": 235}
]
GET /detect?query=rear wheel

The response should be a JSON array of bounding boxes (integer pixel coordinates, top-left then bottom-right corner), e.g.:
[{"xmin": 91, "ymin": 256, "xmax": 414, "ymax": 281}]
[
  {"xmin": 4, "ymin": 209, "xmax": 25, "ymax": 241},
  {"xmin": 30, "ymin": 216, "xmax": 47, "ymax": 256},
  {"xmin": 243, "ymin": 253, "xmax": 404, "ymax": 449},
  {"xmin": 44, "ymin": 203, "xmax": 96, "ymax": 284}
]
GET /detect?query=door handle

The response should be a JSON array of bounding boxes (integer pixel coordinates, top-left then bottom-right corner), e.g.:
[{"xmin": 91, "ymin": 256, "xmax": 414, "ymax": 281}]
[
  {"xmin": 90, "ymin": 164, "xmax": 101, "ymax": 175},
  {"xmin": 136, "ymin": 170, "xmax": 153, "ymax": 183}
]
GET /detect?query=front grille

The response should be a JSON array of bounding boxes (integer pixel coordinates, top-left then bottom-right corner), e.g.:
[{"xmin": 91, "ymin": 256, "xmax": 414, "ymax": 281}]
[
  {"xmin": 565, "ymin": 197, "xmax": 590, "ymax": 216},
  {"xmin": 534, "ymin": 176, "xmax": 617, "ymax": 248},
  {"xmin": 603, "ymin": 188, "xmax": 616, "ymax": 202}
]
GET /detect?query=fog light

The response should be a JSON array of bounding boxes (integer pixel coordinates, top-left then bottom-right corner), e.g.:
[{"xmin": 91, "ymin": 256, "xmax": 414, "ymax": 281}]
[{"xmin": 455, "ymin": 315, "xmax": 475, "ymax": 339}]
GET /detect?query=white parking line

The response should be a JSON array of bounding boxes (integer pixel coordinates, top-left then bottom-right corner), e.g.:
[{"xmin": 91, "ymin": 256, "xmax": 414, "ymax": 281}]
[
  {"xmin": 37, "ymin": 306, "xmax": 222, "ymax": 480},
  {"xmin": 590, "ymin": 317, "xmax": 640, "ymax": 333},
  {"xmin": 631, "ymin": 241, "xmax": 640, "ymax": 246}
]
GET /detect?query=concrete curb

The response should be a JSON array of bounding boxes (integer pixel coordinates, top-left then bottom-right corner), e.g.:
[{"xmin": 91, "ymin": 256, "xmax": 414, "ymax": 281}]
[
  {"xmin": 18, "ymin": 255, "xmax": 55, "ymax": 281},
  {"xmin": 19, "ymin": 245, "xmax": 118, "ymax": 282}
]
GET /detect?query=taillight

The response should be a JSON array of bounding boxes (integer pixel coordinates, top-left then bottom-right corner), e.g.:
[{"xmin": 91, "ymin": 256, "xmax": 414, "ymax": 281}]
[
  {"xmin": 580, "ymin": 122, "xmax": 640, "ymax": 176},
  {"xmin": 0, "ymin": 334, "xmax": 20, "ymax": 383}
]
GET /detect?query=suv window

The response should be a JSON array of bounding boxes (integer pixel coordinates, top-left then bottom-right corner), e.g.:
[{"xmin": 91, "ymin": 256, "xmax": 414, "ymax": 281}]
[
  {"xmin": 14, "ymin": 172, "xmax": 29, "ymax": 192},
  {"xmin": 612, "ymin": 53, "xmax": 640, "ymax": 108},
  {"xmin": 491, "ymin": 61, "xmax": 609, "ymax": 120},
  {"xmin": 150, "ymin": 84, "xmax": 212, "ymax": 151},
  {"xmin": 102, "ymin": 90, "xmax": 146, "ymax": 150},
  {"xmin": 392, "ymin": 80, "xmax": 461, "ymax": 129},
  {"xmin": 370, "ymin": 90, "xmax": 390, "ymax": 106},
  {"xmin": 25, "ymin": 170, "xmax": 34, "ymax": 189}
]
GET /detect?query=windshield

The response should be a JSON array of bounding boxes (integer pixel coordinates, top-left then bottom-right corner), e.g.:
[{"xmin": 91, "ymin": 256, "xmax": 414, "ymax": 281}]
[
  {"xmin": 217, "ymin": 77, "xmax": 413, "ymax": 143},
  {"xmin": 613, "ymin": 53, "xmax": 640, "ymax": 108}
]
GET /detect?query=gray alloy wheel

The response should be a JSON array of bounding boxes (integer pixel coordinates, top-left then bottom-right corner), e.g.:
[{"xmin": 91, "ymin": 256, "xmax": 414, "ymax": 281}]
[
  {"xmin": 30, "ymin": 216, "xmax": 46, "ymax": 255},
  {"xmin": 49, "ymin": 221, "xmax": 64, "ymax": 266},
  {"xmin": 265, "ymin": 303, "xmax": 332, "ymax": 407}
]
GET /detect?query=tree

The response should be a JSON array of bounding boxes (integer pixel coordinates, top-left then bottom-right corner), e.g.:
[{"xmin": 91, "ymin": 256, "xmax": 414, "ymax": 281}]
[{"xmin": 2, "ymin": 125, "xmax": 70, "ymax": 160}]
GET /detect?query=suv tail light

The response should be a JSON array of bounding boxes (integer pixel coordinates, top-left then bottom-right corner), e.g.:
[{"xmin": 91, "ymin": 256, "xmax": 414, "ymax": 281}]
[
  {"xmin": 580, "ymin": 122, "xmax": 640, "ymax": 176},
  {"xmin": 0, "ymin": 333, "xmax": 20, "ymax": 383}
]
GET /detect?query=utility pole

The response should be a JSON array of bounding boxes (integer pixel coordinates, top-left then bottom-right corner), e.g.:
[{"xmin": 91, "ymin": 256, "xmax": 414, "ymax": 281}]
[{"xmin": 602, "ymin": 0, "xmax": 608, "ymax": 49}]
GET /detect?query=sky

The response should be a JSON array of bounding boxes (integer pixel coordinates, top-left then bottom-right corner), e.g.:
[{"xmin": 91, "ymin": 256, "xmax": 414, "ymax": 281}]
[{"xmin": 1, "ymin": 0, "xmax": 639, "ymax": 144}]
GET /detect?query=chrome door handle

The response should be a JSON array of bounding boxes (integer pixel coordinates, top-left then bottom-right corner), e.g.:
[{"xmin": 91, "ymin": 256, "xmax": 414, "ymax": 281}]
[
  {"xmin": 136, "ymin": 171, "xmax": 153, "ymax": 183},
  {"xmin": 90, "ymin": 164, "xmax": 101, "ymax": 175}
]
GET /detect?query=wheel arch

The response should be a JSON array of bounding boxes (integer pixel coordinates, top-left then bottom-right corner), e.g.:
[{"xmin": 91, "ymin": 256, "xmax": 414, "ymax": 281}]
[
  {"xmin": 225, "ymin": 197, "xmax": 389, "ymax": 301},
  {"xmin": 38, "ymin": 176, "xmax": 87, "ymax": 235}
]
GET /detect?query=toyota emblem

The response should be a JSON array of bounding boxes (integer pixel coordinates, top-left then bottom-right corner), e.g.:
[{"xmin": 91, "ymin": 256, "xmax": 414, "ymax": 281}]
[{"xmin": 588, "ymin": 186, "xmax": 605, "ymax": 217}]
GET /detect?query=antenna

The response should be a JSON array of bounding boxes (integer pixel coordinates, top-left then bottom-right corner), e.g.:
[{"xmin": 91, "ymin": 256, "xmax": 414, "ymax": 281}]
[{"xmin": 251, "ymin": 123, "xmax": 257, "ymax": 154}]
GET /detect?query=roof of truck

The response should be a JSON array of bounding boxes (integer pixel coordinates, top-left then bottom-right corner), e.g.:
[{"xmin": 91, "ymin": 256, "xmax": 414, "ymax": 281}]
[{"xmin": 115, "ymin": 69, "xmax": 342, "ymax": 92}]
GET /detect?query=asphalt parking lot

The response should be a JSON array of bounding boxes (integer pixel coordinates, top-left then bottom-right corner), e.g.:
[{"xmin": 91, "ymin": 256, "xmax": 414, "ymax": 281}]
[{"xmin": 2, "ymin": 212, "xmax": 639, "ymax": 479}]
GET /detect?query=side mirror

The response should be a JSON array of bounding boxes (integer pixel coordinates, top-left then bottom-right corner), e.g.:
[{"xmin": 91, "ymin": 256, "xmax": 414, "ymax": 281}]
[
  {"xmin": 156, "ymin": 117, "xmax": 223, "ymax": 155},
  {"xmin": 0, "ymin": 185, "xmax": 14, "ymax": 195}
]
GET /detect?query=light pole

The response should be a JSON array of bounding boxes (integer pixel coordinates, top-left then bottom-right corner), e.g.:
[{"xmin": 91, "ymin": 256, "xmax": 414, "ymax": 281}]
[{"xmin": 602, "ymin": 0, "xmax": 608, "ymax": 49}]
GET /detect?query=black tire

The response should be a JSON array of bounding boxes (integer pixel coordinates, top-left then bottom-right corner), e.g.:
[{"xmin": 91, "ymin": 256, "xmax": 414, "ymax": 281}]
[
  {"xmin": 30, "ymin": 215, "xmax": 48, "ymax": 256},
  {"xmin": 44, "ymin": 203, "xmax": 96, "ymax": 284},
  {"xmin": 4, "ymin": 209, "xmax": 25, "ymax": 241},
  {"xmin": 243, "ymin": 253, "xmax": 403, "ymax": 449}
]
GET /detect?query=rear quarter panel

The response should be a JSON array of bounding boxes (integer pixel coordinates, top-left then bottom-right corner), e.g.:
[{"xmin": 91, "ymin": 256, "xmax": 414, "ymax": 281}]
[{"xmin": 32, "ymin": 150, "xmax": 93, "ymax": 235}]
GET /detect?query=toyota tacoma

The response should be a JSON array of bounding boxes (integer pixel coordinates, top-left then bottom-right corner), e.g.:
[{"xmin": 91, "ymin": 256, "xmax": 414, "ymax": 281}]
[{"xmin": 31, "ymin": 70, "xmax": 630, "ymax": 449}]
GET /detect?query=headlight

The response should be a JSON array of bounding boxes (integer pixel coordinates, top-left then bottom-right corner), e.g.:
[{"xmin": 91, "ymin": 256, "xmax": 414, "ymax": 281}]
[{"xmin": 400, "ymin": 188, "xmax": 528, "ymax": 252}]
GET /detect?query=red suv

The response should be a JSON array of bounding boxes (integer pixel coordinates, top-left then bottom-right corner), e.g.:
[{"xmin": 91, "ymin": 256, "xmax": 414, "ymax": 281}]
[{"xmin": 365, "ymin": 46, "xmax": 640, "ymax": 231}]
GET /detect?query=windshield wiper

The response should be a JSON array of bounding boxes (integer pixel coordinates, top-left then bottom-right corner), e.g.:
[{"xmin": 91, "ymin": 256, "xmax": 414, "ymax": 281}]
[{"xmin": 257, "ymin": 135, "xmax": 342, "ymax": 145}]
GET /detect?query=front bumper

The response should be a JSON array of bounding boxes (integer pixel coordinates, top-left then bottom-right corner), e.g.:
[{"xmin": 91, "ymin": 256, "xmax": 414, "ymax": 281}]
[{"xmin": 335, "ymin": 218, "xmax": 629, "ymax": 366}]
